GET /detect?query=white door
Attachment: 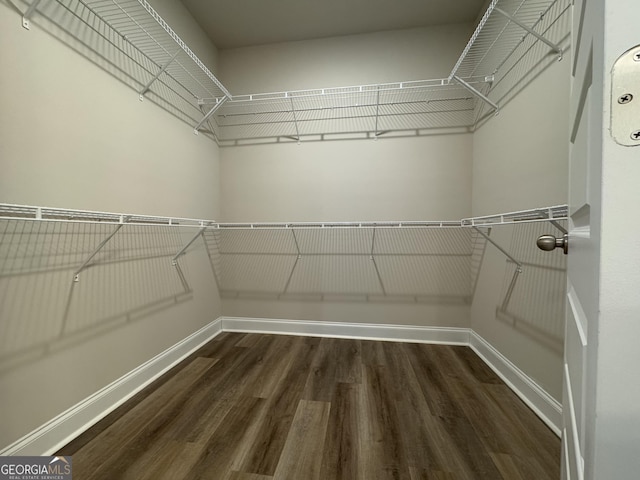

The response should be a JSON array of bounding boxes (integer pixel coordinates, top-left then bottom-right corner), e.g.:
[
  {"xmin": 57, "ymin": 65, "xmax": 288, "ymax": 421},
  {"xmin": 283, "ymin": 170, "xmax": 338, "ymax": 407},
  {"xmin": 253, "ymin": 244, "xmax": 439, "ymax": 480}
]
[{"xmin": 563, "ymin": 0, "xmax": 640, "ymax": 478}]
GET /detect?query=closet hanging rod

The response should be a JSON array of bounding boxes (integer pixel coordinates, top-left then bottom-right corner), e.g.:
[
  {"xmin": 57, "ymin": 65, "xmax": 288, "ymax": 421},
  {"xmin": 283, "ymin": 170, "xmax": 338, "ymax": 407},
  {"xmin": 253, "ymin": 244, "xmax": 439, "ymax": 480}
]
[{"xmin": 0, "ymin": 203, "xmax": 214, "ymax": 228}]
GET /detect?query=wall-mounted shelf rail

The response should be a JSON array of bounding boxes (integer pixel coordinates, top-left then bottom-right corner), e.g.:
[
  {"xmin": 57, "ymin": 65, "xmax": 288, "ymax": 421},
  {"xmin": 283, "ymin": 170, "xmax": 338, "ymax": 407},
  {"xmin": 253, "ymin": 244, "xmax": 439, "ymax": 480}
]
[{"xmin": 20, "ymin": 0, "xmax": 230, "ymax": 135}]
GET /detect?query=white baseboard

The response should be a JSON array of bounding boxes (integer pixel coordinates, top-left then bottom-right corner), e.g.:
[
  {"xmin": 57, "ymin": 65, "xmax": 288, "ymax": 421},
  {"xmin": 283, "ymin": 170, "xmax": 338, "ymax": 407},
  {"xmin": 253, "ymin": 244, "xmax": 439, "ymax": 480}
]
[
  {"xmin": 2, "ymin": 316, "xmax": 561, "ymax": 455},
  {"xmin": 221, "ymin": 316, "xmax": 471, "ymax": 345},
  {"xmin": 469, "ymin": 330, "xmax": 562, "ymax": 436},
  {"xmin": 0, "ymin": 318, "xmax": 223, "ymax": 456}
]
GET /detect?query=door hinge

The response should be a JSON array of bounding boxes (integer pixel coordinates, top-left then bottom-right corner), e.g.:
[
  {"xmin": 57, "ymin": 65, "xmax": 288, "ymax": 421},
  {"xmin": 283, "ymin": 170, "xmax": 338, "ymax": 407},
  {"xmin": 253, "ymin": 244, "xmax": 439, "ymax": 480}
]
[{"xmin": 611, "ymin": 45, "xmax": 640, "ymax": 146}]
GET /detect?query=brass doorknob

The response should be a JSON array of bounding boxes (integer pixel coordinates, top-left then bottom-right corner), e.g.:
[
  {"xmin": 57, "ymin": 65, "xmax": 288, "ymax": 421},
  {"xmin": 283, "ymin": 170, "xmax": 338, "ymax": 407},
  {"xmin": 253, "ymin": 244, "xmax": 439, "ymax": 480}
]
[{"xmin": 536, "ymin": 234, "xmax": 568, "ymax": 254}]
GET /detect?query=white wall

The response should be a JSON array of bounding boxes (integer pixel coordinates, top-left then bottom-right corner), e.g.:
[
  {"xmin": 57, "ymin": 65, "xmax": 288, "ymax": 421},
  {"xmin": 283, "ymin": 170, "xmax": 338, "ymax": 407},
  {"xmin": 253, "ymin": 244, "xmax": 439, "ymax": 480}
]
[
  {"xmin": 0, "ymin": 0, "xmax": 221, "ymax": 450},
  {"xmin": 220, "ymin": 137, "xmax": 472, "ymax": 222},
  {"xmin": 219, "ymin": 24, "xmax": 473, "ymax": 93},
  {"xmin": 471, "ymin": 58, "xmax": 571, "ymax": 401}
]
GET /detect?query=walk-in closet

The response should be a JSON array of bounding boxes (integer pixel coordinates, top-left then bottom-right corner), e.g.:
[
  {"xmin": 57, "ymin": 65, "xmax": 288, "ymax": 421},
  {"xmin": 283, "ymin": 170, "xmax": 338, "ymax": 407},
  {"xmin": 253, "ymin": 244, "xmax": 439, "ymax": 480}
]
[{"xmin": 1, "ymin": 0, "xmax": 639, "ymax": 478}]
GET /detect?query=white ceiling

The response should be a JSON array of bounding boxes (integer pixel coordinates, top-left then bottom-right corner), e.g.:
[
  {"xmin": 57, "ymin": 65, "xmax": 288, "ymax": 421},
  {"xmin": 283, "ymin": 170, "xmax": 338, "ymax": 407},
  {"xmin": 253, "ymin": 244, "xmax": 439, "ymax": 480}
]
[{"xmin": 181, "ymin": 0, "xmax": 487, "ymax": 49}]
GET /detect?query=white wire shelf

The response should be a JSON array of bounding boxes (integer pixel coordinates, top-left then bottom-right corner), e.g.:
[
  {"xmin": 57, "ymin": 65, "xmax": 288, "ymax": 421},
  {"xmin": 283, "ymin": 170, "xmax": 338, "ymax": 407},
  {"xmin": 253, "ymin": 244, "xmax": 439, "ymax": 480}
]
[
  {"xmin": 211, "ymin": 0, "xmax": 571, "ymax": 143},
  {"xmin": 0, "ymin": 204, "xmax": 569, "ymax": 229},
  {"xmin": 0, "ymin": 204, "xmax": 214, "ymax": 227},
  {"xmin": 211, "ymin": 78, "xmax": 491, "ymax": 144},
  {"xmin": 19, "ymin": 0, "xmax": 571, "ymax": 143},
  {"xmin": 461, "ymin": 205, "xmax": 568, "ymax": 227},
  {"xmin": 450, "ymin": 0, "xmax": 567, "ymax": 79},
  {"xmin": 449, "ymin": 0, "xmax": 572, "ymax": 123},
  {"xmin": 215, "ymin": 220, "xmax": 464, "ymax": 230},
  {"xmin": 22, "ymin": 0, "xmax": 230, "ymax": 134}
]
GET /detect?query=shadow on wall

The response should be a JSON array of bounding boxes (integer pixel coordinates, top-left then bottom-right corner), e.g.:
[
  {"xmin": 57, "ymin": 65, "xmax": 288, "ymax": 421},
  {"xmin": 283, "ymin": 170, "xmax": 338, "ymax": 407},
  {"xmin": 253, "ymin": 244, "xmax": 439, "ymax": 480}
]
[
  {"xmin": 495, "ymin": 221, "xmax": 567, "ymax": 353},
  {"xmin": 0, "ymin": 220, "xmax": 199, "ymax": 373},
  {"xmin": 205, "ymin": 227, "xmax": 488, "ymax": 306}
]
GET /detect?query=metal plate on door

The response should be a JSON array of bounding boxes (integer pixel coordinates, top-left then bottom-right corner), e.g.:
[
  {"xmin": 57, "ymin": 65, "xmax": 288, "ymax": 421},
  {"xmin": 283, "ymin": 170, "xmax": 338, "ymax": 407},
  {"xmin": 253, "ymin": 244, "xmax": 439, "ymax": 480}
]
[{"xmin": 611, "ymin": 46, "xmax": 640, "ymax": 146}]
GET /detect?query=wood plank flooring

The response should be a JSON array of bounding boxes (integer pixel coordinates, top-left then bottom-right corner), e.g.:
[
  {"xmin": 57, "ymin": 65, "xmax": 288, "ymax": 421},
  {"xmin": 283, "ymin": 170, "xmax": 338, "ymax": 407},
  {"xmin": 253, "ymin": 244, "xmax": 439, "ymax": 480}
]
[{"xmin": 58, "ymin": 333, "xmax": 560, "ymax": 479}]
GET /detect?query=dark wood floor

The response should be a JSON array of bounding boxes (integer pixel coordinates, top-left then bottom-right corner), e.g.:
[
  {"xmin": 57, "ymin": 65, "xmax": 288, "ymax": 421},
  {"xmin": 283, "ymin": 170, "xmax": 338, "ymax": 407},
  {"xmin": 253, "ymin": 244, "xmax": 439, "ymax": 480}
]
[{"xmin": 58, "ymin": 332, "xmax": 560, "ymax": 479}]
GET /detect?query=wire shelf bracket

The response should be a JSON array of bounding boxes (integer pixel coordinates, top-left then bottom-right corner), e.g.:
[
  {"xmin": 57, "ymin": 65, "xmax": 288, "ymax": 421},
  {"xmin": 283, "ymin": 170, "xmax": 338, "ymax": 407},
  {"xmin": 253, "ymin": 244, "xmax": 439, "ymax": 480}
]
[
  {"xmin": 290, "ymin": 97, "xmax": 301, "ymax": 143},
  {"xmin": 139, "ymin": 49, "xmax": 181, "ymax": 100},
  {"xmin": 452, "ymin": 75, "xmax": 499, "ymax": 113},
  {"xmin": 472, "ymin": 226, "xmax": 522, "ymax": 311},
  {"xmin": 172, "ymin": 224, "xmax": 209, "ymax": 264},
  {"xmin": 493, "ymin": 7, "xmax": 563, "ymax": 60},
  {"xmin": 21, "ymin": 0, "xmax": 42, "ymax": 29},
  {"xmin": 73, "ymin": 217, "xmax": 127, "ymax": 282},
  {"xmin": 195, "ymin": 97, "xmax": 228, "ymax": 134},
  {"xmin": 472, "ymin": 226, "xmax": 523, "ymax": 272}
]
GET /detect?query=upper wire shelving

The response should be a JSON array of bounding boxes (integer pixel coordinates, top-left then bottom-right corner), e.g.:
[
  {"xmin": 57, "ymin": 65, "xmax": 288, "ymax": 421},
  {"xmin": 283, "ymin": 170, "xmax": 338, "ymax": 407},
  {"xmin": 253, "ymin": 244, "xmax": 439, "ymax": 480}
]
[
  {"xmin": 18, "ymin": 0, "xmax": 570, "ymax": 143},
  {"xmin": 211, "ymin": 0, "xmax": 570, "ymax": 144},
  {"xmin": 21, "ymin": 0, "xmax": 230, "ymax": 135},
  {"xmin": 211, "ymin": 78, "xmax": 488, "ymax": 145},
  {"xmin": 449, "ymin": 0, "xmax": 572, "ymax": 124},
  {"xmin": 0, "ymin": 204, "xmax": 568, "ymax": 229}
]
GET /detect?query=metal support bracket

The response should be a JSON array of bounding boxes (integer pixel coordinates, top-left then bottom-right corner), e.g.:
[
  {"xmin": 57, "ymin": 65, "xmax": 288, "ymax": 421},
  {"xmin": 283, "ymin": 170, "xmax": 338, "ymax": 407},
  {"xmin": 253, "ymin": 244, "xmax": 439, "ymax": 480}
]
[
  {"xmin": 172, "ymin": 225, "xmax": 207, "ymax": 265},
  {"xmin": 494, "ymin": 7, "xmax": 563, "ymax": 60},
  {"xmin": 291, "ymin": 228, "xmax": 301, "ymax": 260},
  {"xmin": 290, "ymin": 98, "xmax": 301, "ymax": 143},
  {"xmin": 370, "ymin": 227, "xmax": 376, "ymax": 260},
  {"xmin": 139, "ymin": 49, "xmax": 180, "ymax": 100},
  {"xmin": 194, "ymin": 97, "xmax": 228, "ymax": 134},
  {"xmin": 374, "ymin": 87, "xmax": 381, "ymax": 139},
  {"xmin": 283, "ymin": 228, "xmax": 301, "ymax": 294},
  {"xmin": 22, "ymin": 0, "xmax": 42, "ymax": 29},
  {"xmin": 473, "ymin": 227, "xmax": 523, "ymax": 312},
  {"xmin": 452, "ymin": 76, "xmax": 499, "ymax": 113},
  {"xmin": 549, "ymin": 220, "xmax": 568, "ymax": 235},
  {"xmin": 500, "ymin": 265, "xmax": 521, "ymax": 312},
  {"xmin": 472, "ymin": 227, "xmax": 522, "ymax": 273},
  {"xmin": 74, "ymin": 217, "xmax": 127, "ymax": 281},
  {"xmin": 369, "ymin": 227, "xmax": 387, "ymax": 295}
]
